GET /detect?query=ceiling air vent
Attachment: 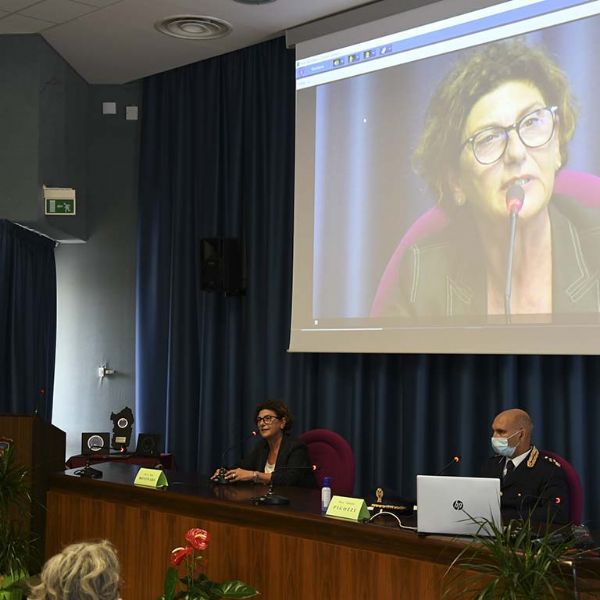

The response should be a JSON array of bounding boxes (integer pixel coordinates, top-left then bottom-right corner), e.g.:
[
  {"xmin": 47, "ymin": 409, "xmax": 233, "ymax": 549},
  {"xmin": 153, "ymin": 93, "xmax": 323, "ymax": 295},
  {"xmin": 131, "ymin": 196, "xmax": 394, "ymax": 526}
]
[{"xmin": 155, "ymin": 15, "xmax": 233, "ymax": 40}]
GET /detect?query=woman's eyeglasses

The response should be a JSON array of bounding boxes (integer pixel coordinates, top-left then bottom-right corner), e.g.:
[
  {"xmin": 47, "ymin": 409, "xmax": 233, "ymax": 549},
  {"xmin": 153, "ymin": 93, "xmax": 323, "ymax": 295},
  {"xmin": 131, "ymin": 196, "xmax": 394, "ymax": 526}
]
[
  {"xmin": 462, "ymin": 106, "xmax": 558, "ymax": 165},
  {"xmin": 256, "ymin": 415, "xmax": 280, "ymax": 425}
]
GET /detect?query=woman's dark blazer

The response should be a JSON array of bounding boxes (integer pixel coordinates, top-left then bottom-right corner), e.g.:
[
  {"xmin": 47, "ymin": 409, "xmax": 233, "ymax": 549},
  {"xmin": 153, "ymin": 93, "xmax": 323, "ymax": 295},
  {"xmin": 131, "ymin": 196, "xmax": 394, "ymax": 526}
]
[{"xmin": 240, "ymin": 434, "xmax": 317, "ymax": 488}]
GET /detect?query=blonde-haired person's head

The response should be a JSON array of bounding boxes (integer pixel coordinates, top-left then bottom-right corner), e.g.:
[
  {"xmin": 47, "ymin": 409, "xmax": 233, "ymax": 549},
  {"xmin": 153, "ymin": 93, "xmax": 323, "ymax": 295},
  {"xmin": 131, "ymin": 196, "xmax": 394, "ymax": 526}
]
[{"xmin": 29, "ymin": 540, "xmax": 121, "ymax": 600}]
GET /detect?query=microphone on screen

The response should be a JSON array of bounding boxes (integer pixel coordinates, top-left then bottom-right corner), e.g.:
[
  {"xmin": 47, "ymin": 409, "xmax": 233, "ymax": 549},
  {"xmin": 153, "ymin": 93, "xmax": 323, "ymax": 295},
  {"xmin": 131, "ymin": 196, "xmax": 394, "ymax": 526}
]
[
  {"xmin": 503, "ymin": 183, "xmax": 525, "ymax": 319},
  {"xmin": 506, "ymin": 183, "xmax": 525, "ymax": 216},
  {"xmin": 435, "ymin": 455, "xmax": 461, "ymax": 476},
  {"xmin": 212, "ymin": 430, "xmax": 257, "ymax": 485}
]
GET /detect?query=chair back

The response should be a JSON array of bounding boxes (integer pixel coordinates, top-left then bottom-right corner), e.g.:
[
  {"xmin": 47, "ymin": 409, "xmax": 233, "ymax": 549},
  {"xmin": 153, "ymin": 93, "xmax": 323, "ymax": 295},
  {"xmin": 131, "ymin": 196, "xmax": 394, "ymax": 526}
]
[
  {"xmin": 554, "ymin": 169, "xmax": 600, "ymax": 208},
  {"xmin": 541, "ymin": 449, "xmax": 583, "ymax": 524},
  {"xmin": 299, "ymin": 429, "xmax": 355, "ymax": 496}
]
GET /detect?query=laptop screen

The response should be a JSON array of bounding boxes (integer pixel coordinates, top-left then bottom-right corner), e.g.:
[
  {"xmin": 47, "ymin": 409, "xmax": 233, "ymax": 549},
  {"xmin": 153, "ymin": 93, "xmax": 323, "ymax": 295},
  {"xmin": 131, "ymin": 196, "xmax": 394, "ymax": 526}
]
[{"xmin": 417, "ymin": 475, "xmax": 501, "ymax": 536}]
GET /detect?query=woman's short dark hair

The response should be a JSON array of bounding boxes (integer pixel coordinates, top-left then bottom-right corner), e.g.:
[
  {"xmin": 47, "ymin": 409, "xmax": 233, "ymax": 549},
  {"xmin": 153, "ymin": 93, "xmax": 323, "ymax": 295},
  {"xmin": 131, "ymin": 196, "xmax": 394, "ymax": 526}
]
[
  {"xmin": 255, "ymin": 399, "xmax": 293, "ymax": 431},
  {"xmin": 414, "ymin": 38, "xmax": 577, "ymax": 209}
]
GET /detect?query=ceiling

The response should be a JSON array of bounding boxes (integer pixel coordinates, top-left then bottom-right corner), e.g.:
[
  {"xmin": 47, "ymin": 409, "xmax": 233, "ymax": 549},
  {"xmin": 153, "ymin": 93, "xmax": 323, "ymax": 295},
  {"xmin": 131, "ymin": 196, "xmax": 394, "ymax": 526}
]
[{"xmin": 0, "ymin": 0, "xmax": 435, "ymax": 84}]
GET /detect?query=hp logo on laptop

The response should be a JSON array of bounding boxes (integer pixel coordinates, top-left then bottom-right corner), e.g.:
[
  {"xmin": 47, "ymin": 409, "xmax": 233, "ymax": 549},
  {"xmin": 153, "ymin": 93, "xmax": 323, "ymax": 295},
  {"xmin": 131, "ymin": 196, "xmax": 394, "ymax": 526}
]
[{"xmin": 452, "ymin": 500, "xmax": 464, "ymax": 510}]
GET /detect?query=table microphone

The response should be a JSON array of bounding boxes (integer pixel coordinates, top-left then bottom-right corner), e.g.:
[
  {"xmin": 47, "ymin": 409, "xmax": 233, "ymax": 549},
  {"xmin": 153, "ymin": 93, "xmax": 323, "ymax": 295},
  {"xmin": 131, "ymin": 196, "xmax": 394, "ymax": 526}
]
[
  {"xmin": 32, "ymin": 387, "xmax": 45, "ymax": 417},
  {"xmin": 435, "ymin": 455, "xmax": 461, "ymax": 476},
  {"xmin": 74, "ymin": 444, "xmax": 104, "ymax": 479},
  {"xmin": 517, "ymin": 491, "xmax": 562, "ymax": 507},
  {"xmin": 213, "ymin": 430, "xmax": 257, "ymax": 485},
  {"xmin": 252, "ymin": 465, "xmax": 317, "ymax": 506},
  {"xmin": 504, "ymin": 183, "xmax": 525, "ymax": 318},
  {"xmin": 514, "ymin": 490, "xmax": 565, "ymax": 525}
]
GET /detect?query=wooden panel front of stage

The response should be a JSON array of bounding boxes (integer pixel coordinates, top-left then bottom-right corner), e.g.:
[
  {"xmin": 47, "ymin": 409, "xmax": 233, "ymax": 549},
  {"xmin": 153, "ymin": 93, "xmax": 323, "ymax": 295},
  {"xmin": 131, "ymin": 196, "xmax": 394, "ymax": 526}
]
[{"xmin": 45, "ymin": 464, "xmax": 600, "ymax": 600}]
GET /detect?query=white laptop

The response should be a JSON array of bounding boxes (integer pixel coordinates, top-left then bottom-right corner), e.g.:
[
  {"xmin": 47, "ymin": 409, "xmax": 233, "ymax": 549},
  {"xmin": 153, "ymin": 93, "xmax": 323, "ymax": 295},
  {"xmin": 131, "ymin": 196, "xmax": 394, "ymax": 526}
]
[{"xmin": 417, "ymin": 475, "xmax": 501, "ymax": 536}]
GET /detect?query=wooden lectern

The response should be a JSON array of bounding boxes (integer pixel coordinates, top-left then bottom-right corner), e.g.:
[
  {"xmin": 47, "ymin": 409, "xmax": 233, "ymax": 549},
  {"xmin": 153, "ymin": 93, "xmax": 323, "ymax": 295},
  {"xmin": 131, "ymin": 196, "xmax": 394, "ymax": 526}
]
[{"xmin": 0, "ymin": 414, "xmax": 66, "ymax": 568}]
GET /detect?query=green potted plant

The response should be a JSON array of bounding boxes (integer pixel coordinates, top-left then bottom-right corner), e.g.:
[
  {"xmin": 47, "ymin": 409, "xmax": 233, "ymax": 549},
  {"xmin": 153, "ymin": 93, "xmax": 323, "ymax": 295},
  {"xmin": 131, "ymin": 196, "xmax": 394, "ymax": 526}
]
[
  {"xmin": 443, "ymin": 515, "xmax": 583, "ymax": 599},
  {"xmin": 0, "ymin": 443, "xmax": 32, "ymax": 600},
  {"xmin": 159, "ymin": 527, "xmax": 260, "ymax": 600}
]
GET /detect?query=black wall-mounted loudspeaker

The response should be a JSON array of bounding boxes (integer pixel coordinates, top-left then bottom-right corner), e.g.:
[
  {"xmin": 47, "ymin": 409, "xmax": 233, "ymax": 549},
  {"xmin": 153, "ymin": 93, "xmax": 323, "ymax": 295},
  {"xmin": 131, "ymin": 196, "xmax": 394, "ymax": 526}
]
[
  {"xmin": 81, "ymin": 432, "xmax": 110, "ymax": 455},
  {"xmin": 135, "ymin": 433, "xmax": 161, "ymax": 457},
  {"xmin": 200, "ymin": 238, "xmax": 244, "ymax": 294}
]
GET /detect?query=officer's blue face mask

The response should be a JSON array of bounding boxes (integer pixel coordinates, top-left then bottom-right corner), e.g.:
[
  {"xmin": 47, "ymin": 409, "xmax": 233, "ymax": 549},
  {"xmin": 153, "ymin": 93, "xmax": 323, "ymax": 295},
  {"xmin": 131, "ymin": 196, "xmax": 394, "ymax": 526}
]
[{"xmin": 491, "ymin": 429, "xmax": 522, "ymax": 457}]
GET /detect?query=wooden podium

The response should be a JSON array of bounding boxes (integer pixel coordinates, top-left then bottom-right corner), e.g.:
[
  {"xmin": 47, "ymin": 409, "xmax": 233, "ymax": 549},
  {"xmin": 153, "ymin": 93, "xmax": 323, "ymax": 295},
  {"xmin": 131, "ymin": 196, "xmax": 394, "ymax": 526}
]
[{"xmin": 0, "ymin": 414, "xmax": 66, "ymax": 568}]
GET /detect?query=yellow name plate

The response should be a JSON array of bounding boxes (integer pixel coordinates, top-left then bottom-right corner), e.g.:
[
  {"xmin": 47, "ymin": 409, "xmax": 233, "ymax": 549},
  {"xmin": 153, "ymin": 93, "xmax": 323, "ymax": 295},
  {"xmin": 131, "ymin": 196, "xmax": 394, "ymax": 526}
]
[
  {"xmin": 134, "ymin": 467, "xmax": 168, "ymax": 489},
  {"xmin": 325, "ymin": 495, "xmax": 370, "ymax": 522}
]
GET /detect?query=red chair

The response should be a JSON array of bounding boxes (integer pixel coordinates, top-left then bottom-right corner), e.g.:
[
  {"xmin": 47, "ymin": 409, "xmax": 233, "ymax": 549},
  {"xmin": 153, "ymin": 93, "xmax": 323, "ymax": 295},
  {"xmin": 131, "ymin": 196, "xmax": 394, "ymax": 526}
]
[
  {"xmin": 370, "ymin": 169, "xmax": 600, "ymax": 317},
  {"xmin": 299, "ymin": 429, "xmax": 355, "ymax": 496},
  {"xmin": 542, "ymin": 450, "xmax": 584, "ymax": 525},
  {"xmin": 554, "ymin": 169, "xmax": 600, "ymax": 208}
]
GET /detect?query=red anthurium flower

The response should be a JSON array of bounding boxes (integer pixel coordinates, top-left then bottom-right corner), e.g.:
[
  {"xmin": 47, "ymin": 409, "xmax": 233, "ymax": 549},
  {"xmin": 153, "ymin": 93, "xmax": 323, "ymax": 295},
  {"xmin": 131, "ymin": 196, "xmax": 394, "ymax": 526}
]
[
  {"xmin": 170, "ymin": 546, "xmax": 194, "ymax": 567},
  {"xmin": 185, "ymin": 528, "xmax": 211, "ymax": 550},
  {"xmin": 163, "ymin": 529, "xmax": 259, "ymax": 599}
]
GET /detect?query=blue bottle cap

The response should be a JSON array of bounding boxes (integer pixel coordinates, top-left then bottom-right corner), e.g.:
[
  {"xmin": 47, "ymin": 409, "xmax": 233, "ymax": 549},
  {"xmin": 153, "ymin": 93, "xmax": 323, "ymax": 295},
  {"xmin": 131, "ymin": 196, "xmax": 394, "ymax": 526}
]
[{"xmin": 323, "ymin": 476, "xmax": 332, "ymax": 486}]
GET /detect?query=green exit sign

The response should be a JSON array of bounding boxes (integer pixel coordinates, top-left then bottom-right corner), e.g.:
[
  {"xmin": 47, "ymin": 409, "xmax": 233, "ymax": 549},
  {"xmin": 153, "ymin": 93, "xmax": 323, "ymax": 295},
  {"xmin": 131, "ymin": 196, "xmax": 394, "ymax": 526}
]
[{"xmin": 45, "ymin": 198, "xmax": 76, "ymax": 215}]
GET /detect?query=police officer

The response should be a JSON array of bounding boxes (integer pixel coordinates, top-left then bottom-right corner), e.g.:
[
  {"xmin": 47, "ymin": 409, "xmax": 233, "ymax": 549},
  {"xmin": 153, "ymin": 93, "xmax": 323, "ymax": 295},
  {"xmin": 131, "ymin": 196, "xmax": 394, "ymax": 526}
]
[{"xmin": 481, "ymin": 408, "xmax": 570, "ymax": 524}]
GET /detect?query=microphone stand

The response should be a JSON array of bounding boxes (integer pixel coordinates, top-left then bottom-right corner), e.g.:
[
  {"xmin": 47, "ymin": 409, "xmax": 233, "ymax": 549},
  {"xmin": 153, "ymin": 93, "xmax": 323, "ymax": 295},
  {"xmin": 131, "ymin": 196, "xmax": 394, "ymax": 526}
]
[
  {"xmin": 74, "ymin": 458, "xmax": 103, "ymax": 479},
  {"xmin": 503, "ymin": 183, "xmax": 524, "ymax": 322},
  {"xmin": 213, "ymin": 431, "xmax": 257, "ymax": 485},
  {"xmin": 33, "ymin": 387, "xmax": 45, "ymax": 417},
  {"xmin": 250, "ymin": 465, "xmax": 317, "ymax": 506},
  {"xmin": 73, "ymin": 443, "xmax": 105, "ymax": 478},
  {"xmin": 253, "ymin": 483, "xmax": 290, "ymax": 506},
  {"xmin": 504, "ymin": 210, "xmax": 519, "ymax": 321},
  {"xmin": 435, "ymin": 456, "xmax": 461, "ymax": 476},
  {"xmin": 214, "ymin": 466, "xmax": 229, "ymax": 485}
]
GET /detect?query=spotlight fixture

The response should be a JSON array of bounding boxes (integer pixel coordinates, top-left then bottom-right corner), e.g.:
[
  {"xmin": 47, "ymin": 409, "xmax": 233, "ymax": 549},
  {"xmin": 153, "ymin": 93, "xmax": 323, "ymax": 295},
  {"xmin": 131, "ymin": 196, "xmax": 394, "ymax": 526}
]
[{"xmin": 155, "ymin": 15, "xmax": 233, "ymax": 40}]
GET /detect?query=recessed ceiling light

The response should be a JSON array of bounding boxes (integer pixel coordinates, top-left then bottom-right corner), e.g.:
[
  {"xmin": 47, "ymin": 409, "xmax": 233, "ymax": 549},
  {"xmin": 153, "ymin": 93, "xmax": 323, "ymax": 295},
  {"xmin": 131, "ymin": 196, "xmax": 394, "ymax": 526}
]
[
  {"xmin": 232, "ymin": 0, "xmax": 277, "ymax": 4},
  {"xmin": 155, "ymin": 15, "xmax": 233, "ymax": 40}
]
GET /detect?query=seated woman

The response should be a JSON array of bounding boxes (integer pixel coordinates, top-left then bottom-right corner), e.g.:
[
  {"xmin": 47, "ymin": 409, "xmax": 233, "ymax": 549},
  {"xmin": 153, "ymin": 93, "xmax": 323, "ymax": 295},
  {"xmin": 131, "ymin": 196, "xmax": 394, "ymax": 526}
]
[
  {"xmin": 212, "ymin": 399, "xmax": 316, "ymax": 487},
  {"xmin": 376, "ymin": 39, "xmax": 600, "ymax": 318},
  {"xmin": 28, "ymin": 540, "xmax": 121, "ymax": 600}
]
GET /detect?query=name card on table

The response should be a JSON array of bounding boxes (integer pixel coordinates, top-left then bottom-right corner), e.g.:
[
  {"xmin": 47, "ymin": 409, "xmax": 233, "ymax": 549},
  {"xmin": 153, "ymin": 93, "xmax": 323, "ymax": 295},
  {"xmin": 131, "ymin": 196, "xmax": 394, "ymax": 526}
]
[
  {"xmin": 134, "ymin": 467, "xmax": 168, "ymax": 489},
  {"xmin": 326, "ymin": 495, "xmax": 370, "ymax": 522}
]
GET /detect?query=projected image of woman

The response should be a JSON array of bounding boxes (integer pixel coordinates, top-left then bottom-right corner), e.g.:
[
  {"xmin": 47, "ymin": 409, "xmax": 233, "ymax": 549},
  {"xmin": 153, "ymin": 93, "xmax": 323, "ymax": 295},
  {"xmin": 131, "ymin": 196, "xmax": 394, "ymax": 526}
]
[{"xmin": 373, "ymin": 39, "xmax": 600, "ymax": 318}]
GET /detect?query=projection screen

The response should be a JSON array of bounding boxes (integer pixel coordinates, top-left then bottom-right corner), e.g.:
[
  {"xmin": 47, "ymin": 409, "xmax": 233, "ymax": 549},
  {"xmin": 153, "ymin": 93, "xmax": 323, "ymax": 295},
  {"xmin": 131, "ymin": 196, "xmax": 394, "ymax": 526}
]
[{"xmin": 290, "ymin": 0, "xmax": 600, "ymax": 354}]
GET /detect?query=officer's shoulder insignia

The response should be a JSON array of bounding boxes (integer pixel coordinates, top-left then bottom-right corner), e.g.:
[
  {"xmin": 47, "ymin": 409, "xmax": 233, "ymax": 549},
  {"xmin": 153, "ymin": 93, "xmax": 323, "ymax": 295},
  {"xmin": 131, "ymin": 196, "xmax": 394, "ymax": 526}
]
[
  {"xmin": 542, "ymin": 454, "xmax": 562, "ymax": 468},
  {"xmin": 527, "ymin": 446, "xmax": 539, "ymax": 468}
]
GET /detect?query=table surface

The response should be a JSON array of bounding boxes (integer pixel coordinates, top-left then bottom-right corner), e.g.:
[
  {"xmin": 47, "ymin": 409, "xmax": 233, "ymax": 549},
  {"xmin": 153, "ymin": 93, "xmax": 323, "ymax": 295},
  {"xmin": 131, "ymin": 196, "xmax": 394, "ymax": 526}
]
[{"xmin": 65, "ymin": 452, "xmax": 174, "ymax": 469}]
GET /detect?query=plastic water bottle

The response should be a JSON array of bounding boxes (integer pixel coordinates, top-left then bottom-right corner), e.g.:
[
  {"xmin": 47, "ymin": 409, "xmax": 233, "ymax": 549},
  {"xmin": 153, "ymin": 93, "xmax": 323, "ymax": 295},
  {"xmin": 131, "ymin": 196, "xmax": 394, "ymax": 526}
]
[{"xmin": 321, "ymin": 476, "xmax": 332, "ymax": 513}]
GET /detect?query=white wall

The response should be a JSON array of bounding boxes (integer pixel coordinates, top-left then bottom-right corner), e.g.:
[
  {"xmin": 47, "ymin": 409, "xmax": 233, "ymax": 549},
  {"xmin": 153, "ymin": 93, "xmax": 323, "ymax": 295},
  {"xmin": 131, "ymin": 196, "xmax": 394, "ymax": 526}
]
[{"xmin": 53, "ymin": 83, "xmax": 141, "ymax": 460}]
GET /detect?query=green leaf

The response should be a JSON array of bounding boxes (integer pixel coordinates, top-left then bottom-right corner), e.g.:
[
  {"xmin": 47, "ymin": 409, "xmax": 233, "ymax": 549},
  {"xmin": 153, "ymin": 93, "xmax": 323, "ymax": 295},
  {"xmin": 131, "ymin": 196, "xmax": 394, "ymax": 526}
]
[
  {"xmin": 186, "ymin": 592, "xmax": 211, "ymax": 600},
  {"xmin": 216, "ymin": 580, "xmax": 260, "ymax": 598},
  {"xmin": 161, "ymin": 566, "xmax": 179, "ymax": 600},
  {"xmin": 0, "ymin": 447, "xmax": 30, "ymax": 515},
  {"xmin": 0, "ymin": 447, "xmax": 32, "ymax": 577},
  {"xmin": 443, "ymin": 514, "xmax": 583, "ymax": 600}
]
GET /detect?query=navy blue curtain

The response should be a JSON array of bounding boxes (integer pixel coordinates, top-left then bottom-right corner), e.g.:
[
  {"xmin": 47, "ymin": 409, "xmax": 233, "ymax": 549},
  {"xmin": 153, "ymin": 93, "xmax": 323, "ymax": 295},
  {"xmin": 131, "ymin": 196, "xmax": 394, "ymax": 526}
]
[
  {"xmin": 136, "ymin": 38, "xmax": 600, "ymax": 526},
  {"xmin": 0, "ymin": 220, "xmax": 56, "ymax": 418}
]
